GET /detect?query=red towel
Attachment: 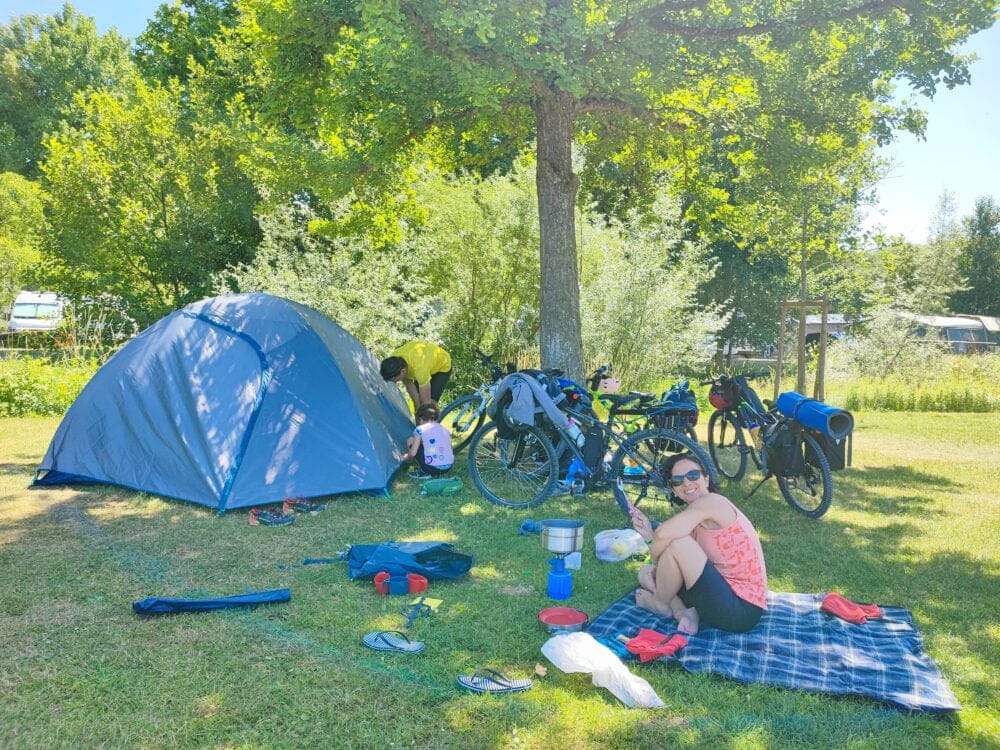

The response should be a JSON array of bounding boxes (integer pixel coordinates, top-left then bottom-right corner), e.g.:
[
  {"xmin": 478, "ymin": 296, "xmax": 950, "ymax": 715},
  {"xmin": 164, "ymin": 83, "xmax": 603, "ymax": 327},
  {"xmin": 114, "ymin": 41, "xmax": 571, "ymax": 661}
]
[
  {"xmin": 625, "ymin": 628, "xmax": 689, "ymax": 663},
  {"xmin": 821, "ymin": 592, "xmax": 884, "ymax": 624}
]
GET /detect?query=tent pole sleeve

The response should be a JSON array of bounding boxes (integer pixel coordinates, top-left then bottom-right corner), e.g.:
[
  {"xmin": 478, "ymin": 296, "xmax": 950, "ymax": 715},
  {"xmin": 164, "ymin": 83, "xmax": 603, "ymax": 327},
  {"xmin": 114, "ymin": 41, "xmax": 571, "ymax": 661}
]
[{"xmin": 184, "ymin": 312, "xmax": 272, "ymax": 513}]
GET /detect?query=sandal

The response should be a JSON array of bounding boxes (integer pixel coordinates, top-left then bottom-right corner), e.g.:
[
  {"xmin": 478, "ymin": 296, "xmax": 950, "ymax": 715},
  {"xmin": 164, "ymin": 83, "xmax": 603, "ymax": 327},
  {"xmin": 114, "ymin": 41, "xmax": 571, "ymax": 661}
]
[
  {"xmin": 456, "ymin": 668, "xmax": 533, "ymax": 695},
  {"xmin": 361, "ymin": 630, "xmax": 425, "ymax": 654}
]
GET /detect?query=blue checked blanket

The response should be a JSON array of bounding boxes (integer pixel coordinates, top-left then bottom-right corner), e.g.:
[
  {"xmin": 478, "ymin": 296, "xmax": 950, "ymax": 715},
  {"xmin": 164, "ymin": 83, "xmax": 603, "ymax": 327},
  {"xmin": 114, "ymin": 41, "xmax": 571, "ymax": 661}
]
[{"xmin": 586, "ymin": 590, "xmax": 960, "ymax": 713}]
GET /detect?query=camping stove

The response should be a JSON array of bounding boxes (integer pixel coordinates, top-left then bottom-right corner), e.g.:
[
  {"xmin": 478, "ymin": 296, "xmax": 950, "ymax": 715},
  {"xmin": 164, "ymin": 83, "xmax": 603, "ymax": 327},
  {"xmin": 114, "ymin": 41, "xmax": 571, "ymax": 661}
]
[{"xmin": 539, "ymin": 519, "xmax": 584, "ymax": 600}]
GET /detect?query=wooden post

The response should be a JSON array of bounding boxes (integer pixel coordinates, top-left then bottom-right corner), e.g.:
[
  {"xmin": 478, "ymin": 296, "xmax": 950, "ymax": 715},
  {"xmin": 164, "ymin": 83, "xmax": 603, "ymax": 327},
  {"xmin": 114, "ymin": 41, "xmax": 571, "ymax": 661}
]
[
  {"xmin": 814, "ymin": 299, "xmax": 829, "ymax": 401},
  {"xmin": 776, "ymin": 299, "xmax": 829, "ymax": 400},
  {"xmin": 775, "ymin": 307, "xmax": 786, "ymax": 402}
]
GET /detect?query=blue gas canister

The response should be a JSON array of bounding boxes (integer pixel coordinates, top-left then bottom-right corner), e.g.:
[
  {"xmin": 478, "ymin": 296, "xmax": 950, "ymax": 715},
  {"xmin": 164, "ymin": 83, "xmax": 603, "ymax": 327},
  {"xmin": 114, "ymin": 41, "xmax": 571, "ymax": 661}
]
[{"xmin": 547, "ymin": 557, "xmax": 573, "ymax": 600}]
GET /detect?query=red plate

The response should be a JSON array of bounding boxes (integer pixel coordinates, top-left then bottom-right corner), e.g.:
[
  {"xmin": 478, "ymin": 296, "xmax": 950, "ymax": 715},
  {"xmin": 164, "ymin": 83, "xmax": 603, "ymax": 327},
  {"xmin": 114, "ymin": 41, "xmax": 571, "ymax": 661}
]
[{"xmin": 538, "ymin": 606, "xmax": 588, "ymax": 628}]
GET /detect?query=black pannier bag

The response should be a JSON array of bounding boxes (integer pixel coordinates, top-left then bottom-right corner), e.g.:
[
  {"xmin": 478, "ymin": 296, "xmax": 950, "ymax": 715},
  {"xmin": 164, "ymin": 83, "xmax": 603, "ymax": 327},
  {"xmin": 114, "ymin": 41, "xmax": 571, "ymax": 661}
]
[
  {"xmin": 762, "ymin": 421, "xmax": 805, "ymax": 477},
  {"xmin": 807, "ymin": 432, "xmax": 852, "ymax": 471}
]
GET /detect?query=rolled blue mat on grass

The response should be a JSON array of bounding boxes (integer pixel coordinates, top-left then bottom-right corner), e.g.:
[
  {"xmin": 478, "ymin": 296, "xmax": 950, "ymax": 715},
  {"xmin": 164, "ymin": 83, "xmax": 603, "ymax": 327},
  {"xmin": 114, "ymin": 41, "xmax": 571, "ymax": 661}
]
[
  {"xmin": 586, "ymin": 590, "xmax": 960, "ymax": 713},
  {"xmin": 133, "ymin": 588, "xmax": 291, "ymax": 615}
]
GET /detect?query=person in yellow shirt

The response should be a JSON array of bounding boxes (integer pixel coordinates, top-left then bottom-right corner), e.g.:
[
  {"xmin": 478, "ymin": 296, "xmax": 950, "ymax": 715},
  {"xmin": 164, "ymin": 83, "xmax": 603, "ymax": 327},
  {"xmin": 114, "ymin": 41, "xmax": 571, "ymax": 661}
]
[{"xmin": 380, "ymin": 341, "xmax": 452, "ymax": 410}]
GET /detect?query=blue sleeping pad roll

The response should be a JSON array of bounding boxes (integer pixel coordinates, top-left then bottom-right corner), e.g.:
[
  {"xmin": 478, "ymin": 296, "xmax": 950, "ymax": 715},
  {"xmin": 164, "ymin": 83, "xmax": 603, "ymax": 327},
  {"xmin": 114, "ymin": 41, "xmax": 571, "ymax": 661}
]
[{"xmin": 775, "ymin": 392, "xmax": 854, "ymax": 440}]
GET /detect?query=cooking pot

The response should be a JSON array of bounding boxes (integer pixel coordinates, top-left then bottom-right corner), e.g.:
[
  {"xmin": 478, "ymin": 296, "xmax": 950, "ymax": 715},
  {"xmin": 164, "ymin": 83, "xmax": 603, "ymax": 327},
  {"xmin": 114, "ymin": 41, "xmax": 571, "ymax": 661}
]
[
  {"xmin": 538, "ymin": 606, "xmax": 589, "ymax": 634},
  {"xmin": 539, "ymin": 519, "xmax": 585, "ymax": 555}
]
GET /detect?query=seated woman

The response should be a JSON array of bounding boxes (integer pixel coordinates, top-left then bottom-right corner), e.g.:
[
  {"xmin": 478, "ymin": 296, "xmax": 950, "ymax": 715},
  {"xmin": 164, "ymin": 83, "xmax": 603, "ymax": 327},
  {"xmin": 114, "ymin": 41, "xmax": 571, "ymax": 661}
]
[{"xmin": 628, "ymin": 453, "xmax": 767, "ymax": 634}]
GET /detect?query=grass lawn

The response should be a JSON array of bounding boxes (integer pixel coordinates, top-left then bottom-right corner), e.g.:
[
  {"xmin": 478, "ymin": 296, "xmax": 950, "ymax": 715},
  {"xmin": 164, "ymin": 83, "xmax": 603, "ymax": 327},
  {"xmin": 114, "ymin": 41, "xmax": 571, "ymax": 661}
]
[{"xmin": 1, "ymin": 412, "xmax": 997, "ymax": 749}]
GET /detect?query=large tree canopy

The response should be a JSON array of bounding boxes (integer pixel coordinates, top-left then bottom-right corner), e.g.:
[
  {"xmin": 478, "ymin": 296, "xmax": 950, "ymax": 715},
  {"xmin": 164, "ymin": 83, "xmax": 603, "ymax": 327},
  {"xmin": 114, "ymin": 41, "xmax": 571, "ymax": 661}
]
[
  {"xmin": 0, "ymin": 4, "xmax": 131, "ymax": 177},
  {"xmin": 238, "ymin": 0, "xmax": 994, "ymax": 380},
  {"xmin": 41, "ymin": 75, "xmax": 260, "ymax": 324}
]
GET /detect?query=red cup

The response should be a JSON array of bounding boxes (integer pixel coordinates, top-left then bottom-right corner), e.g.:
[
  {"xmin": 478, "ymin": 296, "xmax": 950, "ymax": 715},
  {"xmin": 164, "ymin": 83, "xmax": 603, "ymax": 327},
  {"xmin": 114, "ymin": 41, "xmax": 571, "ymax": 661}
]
[
  {"xmin": 406, "ymin": 573, "xmax": 428, "ymax": 594},
  {"xmin": 373, "ymin": 571, "xmax": 390, "ymax": 595}
]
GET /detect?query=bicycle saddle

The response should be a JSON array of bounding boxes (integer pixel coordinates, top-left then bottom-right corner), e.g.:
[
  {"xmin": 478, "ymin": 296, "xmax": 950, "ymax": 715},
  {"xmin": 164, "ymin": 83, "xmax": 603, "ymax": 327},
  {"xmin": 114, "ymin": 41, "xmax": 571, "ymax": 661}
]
[{"xmin": 599, "ymin": 392, "xmax": 645, "ymax": 408}]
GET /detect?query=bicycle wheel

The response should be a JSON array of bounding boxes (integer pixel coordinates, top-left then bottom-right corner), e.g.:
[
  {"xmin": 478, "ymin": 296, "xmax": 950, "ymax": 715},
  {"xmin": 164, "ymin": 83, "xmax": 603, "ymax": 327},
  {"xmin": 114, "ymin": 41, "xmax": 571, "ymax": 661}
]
[
  {"xmin": 708, "ymin": 410, "xmax": 748, "ymax": 481},
  {"xmin": 610, "ymin": 427, "xmax": 717, "ymax": 511},
  {"xmin": 439, "ymin": 393, "xmax": 487, "ymax": 454},
  {"xmin": 775, "ymin": 431, "xmax": 833, "ymax": 518},
  {"xmin": 467, "ymin": 421, "xmax": 558, "ymax": 508}
]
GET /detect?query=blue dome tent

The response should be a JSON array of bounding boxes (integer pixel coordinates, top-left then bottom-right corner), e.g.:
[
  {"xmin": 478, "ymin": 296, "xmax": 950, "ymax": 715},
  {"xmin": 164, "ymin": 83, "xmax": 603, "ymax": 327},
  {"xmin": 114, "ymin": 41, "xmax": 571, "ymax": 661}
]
[{"xmin": 33, "ymin": 294, "xmax": 414, "ymax": 511}]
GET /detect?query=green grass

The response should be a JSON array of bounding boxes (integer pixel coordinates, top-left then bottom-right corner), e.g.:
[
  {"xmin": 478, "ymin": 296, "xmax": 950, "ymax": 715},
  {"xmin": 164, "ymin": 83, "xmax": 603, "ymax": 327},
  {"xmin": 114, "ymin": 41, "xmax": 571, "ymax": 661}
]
[{"xmin": 1, "ymin": 413, "xmax": 997, "ymax": 749}]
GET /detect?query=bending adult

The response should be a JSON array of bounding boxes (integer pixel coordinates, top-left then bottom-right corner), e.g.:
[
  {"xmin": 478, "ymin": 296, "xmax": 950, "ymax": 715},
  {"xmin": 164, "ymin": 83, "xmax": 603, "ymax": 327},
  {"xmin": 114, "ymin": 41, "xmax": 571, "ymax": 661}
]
[
  {"xmin": 628, "ymin": 452, "xmax": 767, "ymax": 634},
  {"xmin": 380, "ymin": 341, "xmax": 452, "ymax": 410}
]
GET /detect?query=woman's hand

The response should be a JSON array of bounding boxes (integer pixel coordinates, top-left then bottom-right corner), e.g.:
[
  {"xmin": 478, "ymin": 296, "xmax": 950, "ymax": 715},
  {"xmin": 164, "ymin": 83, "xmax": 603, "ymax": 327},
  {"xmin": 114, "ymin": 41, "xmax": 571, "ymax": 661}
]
[{"xmin": 630, "ymin": 507, "xmax": 654, "ymax": 543}]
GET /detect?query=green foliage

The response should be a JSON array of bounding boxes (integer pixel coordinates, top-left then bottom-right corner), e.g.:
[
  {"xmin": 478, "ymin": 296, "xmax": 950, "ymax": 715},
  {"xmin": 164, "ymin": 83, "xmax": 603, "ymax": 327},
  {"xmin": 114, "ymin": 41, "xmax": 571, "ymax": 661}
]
[
  {"xmin": 235, "ymin": 0, "xmax": 996, "ymax": 380},
  {"xmin": 408, "ymin": 160, "xmax": 541, "ymax": 387},
  {"xmin": 578, "ymin": 194, "xmax": 722, "ymax": 388},
  {"xmin": 951, "ymin": 195, "xmax": 1000, "ymax": 315},
  {"xmin": 824, "ymin": 309, "xmax": 1000, "ymax": 412},
  {"xmin": 0, "ymin": 357, "xmax": 96, "ymax": 416},
  {"xmin": 840, "ymin": 377, "xmax": 1000, "ymax": 413},
  {"xmin": 829, "ymin": 352, "xmax": 1000, "ymax": 412},
  {"xmin": 40, "ymin": 74, "xmax": 260, "ymax": 326},
  {"xmin": 216, "ymin": 199, "xmax": 438, "ymax": 356},
  {"xmin": 133, "ymin": 0, "xmax": 239, "ymax": 85},
  {"xmin": 826, "ymin": 306, "xmax": 944, "ymax": 379},
  {"xmin": 0, "ymin": 5, "xmax": 131, "ymax": 177},
  {"xmin": 0, "ymin": 172, "xmax": 46, "ymax": 306}
]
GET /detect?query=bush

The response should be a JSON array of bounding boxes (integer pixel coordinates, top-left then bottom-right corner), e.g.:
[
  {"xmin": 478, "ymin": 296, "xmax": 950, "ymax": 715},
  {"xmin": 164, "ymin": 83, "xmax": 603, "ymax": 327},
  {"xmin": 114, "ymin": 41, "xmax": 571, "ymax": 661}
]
[
  {"xmin": 0, "ymin": 358, "xmax": 97, "ymax": 416},
  {"xmin": 825, "ymin": 352, "xmax": 1000, "ymax": 412}
]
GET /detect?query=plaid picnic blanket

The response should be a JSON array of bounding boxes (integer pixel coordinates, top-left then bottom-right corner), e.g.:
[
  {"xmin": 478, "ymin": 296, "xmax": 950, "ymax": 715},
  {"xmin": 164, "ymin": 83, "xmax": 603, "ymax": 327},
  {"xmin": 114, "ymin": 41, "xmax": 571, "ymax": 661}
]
[{"xmin": 587, "ymin": 590, "xmax": 960, "ymax": 713}]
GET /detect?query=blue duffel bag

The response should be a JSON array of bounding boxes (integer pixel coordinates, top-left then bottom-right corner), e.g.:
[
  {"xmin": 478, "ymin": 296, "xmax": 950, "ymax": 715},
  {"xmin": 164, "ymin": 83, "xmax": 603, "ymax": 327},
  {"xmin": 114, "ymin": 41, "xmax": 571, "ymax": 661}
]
[{"xmin": 775, "ymin": 392, "xmax": 854, "ymax": 441}]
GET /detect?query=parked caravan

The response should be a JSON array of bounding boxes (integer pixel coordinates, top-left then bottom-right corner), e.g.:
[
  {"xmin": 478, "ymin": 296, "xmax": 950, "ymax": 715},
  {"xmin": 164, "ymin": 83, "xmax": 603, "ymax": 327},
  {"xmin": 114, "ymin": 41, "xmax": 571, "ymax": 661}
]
[{"xmin": 901, "ymin": 313, "xmax": 995, "ymax": 354}]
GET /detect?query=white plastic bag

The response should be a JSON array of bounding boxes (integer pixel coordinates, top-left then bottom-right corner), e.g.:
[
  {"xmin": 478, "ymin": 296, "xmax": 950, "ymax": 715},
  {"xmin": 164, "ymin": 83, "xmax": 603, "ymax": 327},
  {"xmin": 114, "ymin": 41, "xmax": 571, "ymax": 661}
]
[
  {"xmin": 594, "ymin": 528, "xmax": 647, "ymax": 562},
  {"xmin": 541, "ymin": 632, "xmax": 665, "ymax": 709}
]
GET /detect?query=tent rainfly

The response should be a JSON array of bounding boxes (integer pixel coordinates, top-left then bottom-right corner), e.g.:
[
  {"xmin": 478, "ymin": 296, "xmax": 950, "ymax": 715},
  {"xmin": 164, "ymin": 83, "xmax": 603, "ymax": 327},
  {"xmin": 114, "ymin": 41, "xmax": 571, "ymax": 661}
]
[{"xmin": 33, "ymin": 293, "xmax": 414, "ymax": 511}]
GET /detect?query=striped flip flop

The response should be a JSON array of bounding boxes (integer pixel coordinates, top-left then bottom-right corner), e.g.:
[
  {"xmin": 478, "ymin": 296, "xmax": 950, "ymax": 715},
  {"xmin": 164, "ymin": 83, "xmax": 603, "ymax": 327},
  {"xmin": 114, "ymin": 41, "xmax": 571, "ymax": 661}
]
[
  {"xmin": 456, "ymin": 668, "xmax": 533, "ymax": 695},
  {"xmin": 361, "ymin": 630, "xmax": 425, "ymax": 654}
]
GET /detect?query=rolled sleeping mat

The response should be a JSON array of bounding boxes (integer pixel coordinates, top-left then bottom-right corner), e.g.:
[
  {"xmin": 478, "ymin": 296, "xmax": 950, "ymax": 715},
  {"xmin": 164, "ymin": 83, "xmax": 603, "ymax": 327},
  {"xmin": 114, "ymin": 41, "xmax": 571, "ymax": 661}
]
[{"xmin": 775, "ymin": 391, "xmax": 854, "ymax": 440}]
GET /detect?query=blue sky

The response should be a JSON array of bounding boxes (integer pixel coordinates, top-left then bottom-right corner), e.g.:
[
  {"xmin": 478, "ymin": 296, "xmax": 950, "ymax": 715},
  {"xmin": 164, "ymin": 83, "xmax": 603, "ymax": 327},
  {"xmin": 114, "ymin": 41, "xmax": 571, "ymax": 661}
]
[{"xmin": 5, "ymin": 1, "xmax": 999, "ymax": 243}]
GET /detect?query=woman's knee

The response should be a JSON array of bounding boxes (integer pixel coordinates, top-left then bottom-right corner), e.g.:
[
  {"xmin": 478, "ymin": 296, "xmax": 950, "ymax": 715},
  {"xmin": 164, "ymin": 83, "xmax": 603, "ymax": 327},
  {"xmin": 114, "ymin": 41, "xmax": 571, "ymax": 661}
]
[{"xmin": 665, "ymin": 536, "xmax": 701, "ymax": 558}]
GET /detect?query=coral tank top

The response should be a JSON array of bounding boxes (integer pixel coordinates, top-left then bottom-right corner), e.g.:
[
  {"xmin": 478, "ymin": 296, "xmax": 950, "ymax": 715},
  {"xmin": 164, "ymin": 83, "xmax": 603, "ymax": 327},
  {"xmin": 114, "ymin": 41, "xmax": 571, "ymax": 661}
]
[{"xmin": 694, "ymin": 502, "xmax": 768, "ymax": 609}]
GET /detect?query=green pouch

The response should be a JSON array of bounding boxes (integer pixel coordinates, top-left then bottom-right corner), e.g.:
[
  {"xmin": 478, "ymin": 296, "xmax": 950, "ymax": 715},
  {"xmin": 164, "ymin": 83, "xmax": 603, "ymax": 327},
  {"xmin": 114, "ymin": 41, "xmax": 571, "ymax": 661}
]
[{"xmin": 420, "ymin": 476, "xmax": 463, "ymax": 496}]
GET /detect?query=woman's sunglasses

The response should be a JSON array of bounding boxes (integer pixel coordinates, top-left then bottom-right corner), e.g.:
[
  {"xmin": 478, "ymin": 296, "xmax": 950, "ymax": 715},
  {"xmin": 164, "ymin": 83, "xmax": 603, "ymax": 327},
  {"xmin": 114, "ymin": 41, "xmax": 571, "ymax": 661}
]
[{"xmin": 669, "ymin": 469, "xmax": 703, "ymax": 487}]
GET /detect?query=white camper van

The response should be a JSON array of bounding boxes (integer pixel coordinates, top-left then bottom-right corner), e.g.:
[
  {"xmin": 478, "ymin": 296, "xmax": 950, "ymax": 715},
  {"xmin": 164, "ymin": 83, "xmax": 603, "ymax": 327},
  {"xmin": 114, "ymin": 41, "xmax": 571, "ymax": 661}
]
[{"xmin": 6, "ymin": 291, "xmax": 65, "ymax": 332}]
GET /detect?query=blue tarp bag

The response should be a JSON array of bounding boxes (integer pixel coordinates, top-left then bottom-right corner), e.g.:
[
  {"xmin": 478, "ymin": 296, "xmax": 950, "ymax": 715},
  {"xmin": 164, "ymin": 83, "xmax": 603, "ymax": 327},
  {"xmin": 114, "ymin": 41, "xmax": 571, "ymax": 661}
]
[
  {"xmin": 775, "ymin": 392, "xmax": 854, "ymax": 440},
  {"xmin": 133, "ymin": 588, "xmax": 291, "ymax": 615},
  {"xmin": 345, "ymin": 541, "xmax": 474, "ymax": 581}
]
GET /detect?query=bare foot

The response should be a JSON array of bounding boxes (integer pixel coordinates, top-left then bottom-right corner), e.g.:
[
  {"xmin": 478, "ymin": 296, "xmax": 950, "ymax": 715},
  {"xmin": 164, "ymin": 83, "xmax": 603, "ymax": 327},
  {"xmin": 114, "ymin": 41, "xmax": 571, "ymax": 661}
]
[
  {"xmin": 637, "ymin": 564, "xmax": 657, "ymax": 592},
  {"xmin": 675, "ymin": 606, "xmax": 700, "ymax": 635},
  {"xmin": 635, "ymin": 588, "xmax": 674, "ymax": 618}
]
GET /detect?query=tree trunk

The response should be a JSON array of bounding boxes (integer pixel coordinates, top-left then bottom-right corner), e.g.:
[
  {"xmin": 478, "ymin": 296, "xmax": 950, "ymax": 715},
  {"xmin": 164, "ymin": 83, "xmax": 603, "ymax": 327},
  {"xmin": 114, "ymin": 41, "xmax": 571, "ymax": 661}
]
[{"xmin": 534, "ymin": 91, "xmax": 584, "ymax": 382}]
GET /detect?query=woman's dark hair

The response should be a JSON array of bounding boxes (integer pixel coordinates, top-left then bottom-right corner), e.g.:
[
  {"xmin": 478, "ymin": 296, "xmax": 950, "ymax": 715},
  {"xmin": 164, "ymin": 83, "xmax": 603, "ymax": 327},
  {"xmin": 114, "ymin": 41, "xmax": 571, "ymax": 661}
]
[
  {"xmin": 415, "ymin": 401, "xmax": 440, "ymax": 422},
  {"xmin": 380, "ymin": 355, "xmax": 406, "ymax": 380},
  {"xmin": 660, "ymin": 452, "xmax": 719, "ymax": 496}
]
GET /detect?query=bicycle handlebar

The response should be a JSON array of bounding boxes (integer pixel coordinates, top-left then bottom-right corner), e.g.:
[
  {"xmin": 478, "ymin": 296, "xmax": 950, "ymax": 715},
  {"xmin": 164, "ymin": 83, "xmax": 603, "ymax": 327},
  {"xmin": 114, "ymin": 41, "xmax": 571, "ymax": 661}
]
[{"xmin": 700, "ymin": 369, "xmax": 771, "ymax": 387}]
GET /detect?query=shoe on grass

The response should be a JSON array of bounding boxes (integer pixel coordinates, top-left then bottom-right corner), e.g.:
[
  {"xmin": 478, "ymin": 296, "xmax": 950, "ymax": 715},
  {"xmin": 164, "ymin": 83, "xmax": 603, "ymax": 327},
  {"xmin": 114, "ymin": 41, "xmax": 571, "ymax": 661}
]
[
  {"xmin": 282, "ymin": 497, "xmax": 326, "ymax": 514},
  {"xmin": 408, "ymin": 469, "xmax": 433, "ymax": 480},
  {"xmin": 552, "ymin": 480, "xmax": 572, "ymax": 496},
  {"xmin": 248, "ymin": 508, "xmax": 295, "ymax": 526}
]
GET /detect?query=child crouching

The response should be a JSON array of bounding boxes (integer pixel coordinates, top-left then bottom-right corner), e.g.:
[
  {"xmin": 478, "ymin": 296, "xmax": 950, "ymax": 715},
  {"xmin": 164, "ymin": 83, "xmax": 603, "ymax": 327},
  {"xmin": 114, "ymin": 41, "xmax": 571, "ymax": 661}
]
[{"xmin": 405, "ymin": 401, "xmax": 454, "ymax": 479}]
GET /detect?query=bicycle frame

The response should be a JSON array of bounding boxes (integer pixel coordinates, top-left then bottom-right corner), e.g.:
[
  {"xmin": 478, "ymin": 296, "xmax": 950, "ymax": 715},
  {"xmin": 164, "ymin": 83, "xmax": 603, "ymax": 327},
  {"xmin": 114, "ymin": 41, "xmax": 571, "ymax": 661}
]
[{"xmin": 703, "ymin": 372, "xmax": 834, "ymax": 518}]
